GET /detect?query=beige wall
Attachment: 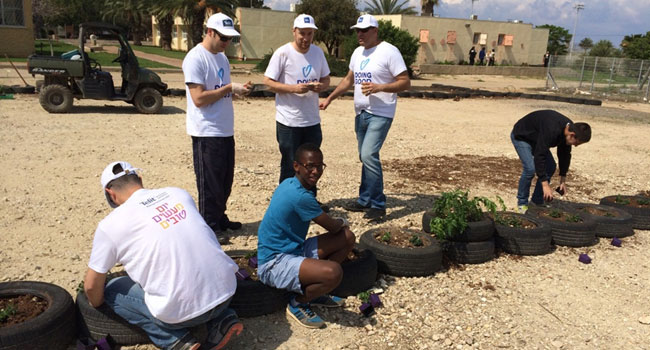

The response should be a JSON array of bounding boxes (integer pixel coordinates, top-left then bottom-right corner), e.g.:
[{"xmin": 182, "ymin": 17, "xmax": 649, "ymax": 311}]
[
  {"xmin": 152, "ymin": 16, "xmax": 192, "ymax": 52},
  {"xmin": 376, "ymin": 14, "xmax": 548, "ymax": 66},
  {"xmin": 0, "ymin": 0, "xmax": 34, "ymax": 58},
  {"xmin": 232, "ymin": 8, "xmax": 295, "ymax": 59}
]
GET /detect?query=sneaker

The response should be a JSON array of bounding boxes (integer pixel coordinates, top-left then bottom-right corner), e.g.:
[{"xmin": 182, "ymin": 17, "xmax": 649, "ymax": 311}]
[
  {"xmin": 169, "ymin": 333, "xmax": 200, "ymax": 350},
  {"xmin": 286, "ymin": 303, "xmax": 325, "ymax": 329},
  {"xmin": 220, "ymin": 219, "xmax": 242, "ymax": 231},
  {"xmin": 363, "ymin": 208, "xmax": 386, "ymax": 221},
  {"xmin": 342, "ymin": 201, "xmax": 370, "ymax": 212},
  {"xmin": 204, "ymin": 308, "xmax": 244, "ymax": 350},
  {"xmin": 517, "ymin": 205, "xmax": 528, "ymax": 214},
  {"xmin": 310, "ymin": 294, "xmax": 345, "ymax": 308},
  {"xmin": 317, "ymin": 201, "xmax": 330, "ymax": 213}
]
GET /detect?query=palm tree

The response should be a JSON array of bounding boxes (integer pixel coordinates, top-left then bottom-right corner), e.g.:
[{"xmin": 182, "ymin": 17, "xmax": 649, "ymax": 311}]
[
  {"xmin": 172, "ymin": 0, "xmax": 238, "ymax": 50},
  {"xmin": 102, "ymin": 0, "xmax": 151, "ymax": 45},
  {"xmin": 364, "ymin": 0, "xmax": 417, "ymax": 15},
  {"xmin": 152, "ymin": 0, "xmax": 178, "ymax": 51},
  {"xmin": 421, "ymin": 0, "xmax": 440, "ymax": 17}
]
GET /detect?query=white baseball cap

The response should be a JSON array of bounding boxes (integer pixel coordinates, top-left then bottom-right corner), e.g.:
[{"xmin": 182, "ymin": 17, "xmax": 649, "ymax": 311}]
[
  {"xmin": 206, "ymin": 13, "xmax": 240, "ymax": 37},
  {"xmin": 351, "ymin": 14, "xmax": 378, "ymax": 29},
  {"xmin": 293, "ymin": 14, "xmax": 318, "ymax": 29},
  {"xmin": 101, "ymin": 161, "xmax": 140, "ymax": 208}
]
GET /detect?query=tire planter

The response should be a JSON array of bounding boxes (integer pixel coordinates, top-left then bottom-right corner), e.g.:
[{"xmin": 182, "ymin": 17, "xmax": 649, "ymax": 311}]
[
  {"xmin": 76, "ymin": 290, "xmax": 151, "ymax": 346},
  {"xmin": 526, "ymin": 207, "xmax": 597, "ymax": 247},
  {"xmin": 494, "ymin": 212, "xmax": 553, "ymax": 255},
  {"xmin": 225, "ymin": 250, "xmax": 291, "ymax": 318},
  {"xmin": 359, "ymin": 229, "xmax": 442, "ymax": 277},
  {"xmin": 330, "ymin": 248, "xmax": 378, "ymax": 297},
  {"xmin": 442, "ymin": 239, "xmax": 495, "ymax": 264},
  {"xmin": 555, "ymin": 202, "xmax": 634, "ymax": 238},
  {"xmin": 599, "ymin": 195, "xmax": 650, "ymax": 230},
  {"xmin": 421, "ymin": 211, "xmax": 494, "ymax": 242},
  {"xmin": 0, "ymin": 281, "xmax": 75, "ymax": 350}
]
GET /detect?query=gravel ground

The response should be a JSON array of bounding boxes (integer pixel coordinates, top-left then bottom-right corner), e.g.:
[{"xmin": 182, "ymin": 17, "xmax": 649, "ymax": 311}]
[{"xmin": 1, "ymin": 72, "xmax": 649, "ymax": 350}]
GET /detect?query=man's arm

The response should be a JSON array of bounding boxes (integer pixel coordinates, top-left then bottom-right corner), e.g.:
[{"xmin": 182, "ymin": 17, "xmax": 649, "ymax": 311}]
[
  {"xmin": 263, "ymin": 76, "xmax": 310, "ymax": 94},
  {"xmin": 312, "ymin": 212, "xmax": 347, "ymax": 234},
  {"xmin": 360, "ymin": 71, "xmax": 410, "ymax": 96},
  {"xmin": 319, "ymin": 70, "xmax": 354, "ymax": 110},
  {"xmin": 187, "ymin": 83, "xmax": 233, "ymax": 108},
  {"xmin": 84, "ymin": 268, "xmax": 107, "ymax": 308}
]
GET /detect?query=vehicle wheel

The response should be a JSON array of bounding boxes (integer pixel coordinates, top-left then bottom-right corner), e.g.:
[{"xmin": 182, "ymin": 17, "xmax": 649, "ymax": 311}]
[
  {"xmin": 0, "ymin": 281, "xmax": 75, "ymax": 350},
  {"xmin": 330, "ymin": 248, "xmax": 378, "ymax": 297},
  {"xmin": 422, "ymin": 211, "xmax": 494, "ymax": 242},
  {"xmin": 76, "ymin": 290, "xmax": 151, "ymax": 346},
  {"xmin": 599, "ymin": 195, "xmax": 650, "ymax": 230},
  {"xmin": 358, "ymin": 229, "xmax": 442, "ymax": 277},
  {"xmin": 526, "ymin": 207, "xmax": 598, "ymax": 247},
  {"xmin": 442, "ymin": 239, "xmax": 495, "ymax": 264},
  {"xmin": 494, "ymin": 212, "xmax": 553, "ymax": 255},
  {"xmin": 225, "ymin": 250, "xmax": 292, "ymax": 318},
  {"xmin": 555, "ymin": 202, "xmax": 634, "ymax": 238},
  {"xmin": 134, "ymin": 88, "xmax": 163, "ymax": 114},
  {"xmin": 39, "ymin": 84, "xmax": 73, "ymax": 113}
]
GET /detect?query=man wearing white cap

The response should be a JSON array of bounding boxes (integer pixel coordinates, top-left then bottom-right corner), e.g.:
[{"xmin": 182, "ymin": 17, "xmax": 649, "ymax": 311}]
[
  {"xmin": 182, "ymin": 13, "xmax": 251, "ymax": 243},
  {"xmin": 263, "ymin": 14, "xmax": 330, "ymax": 208},
  {"xmin": 84, "ymin": 161, "xmax": 243, "ymax": 350},
  {"xmin": 320, "ymin": 14, "xmax": 410, "ymax": 221}
]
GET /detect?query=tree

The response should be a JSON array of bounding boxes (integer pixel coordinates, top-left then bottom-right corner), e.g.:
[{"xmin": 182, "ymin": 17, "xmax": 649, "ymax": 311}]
[
  {"xmin": 296, "ymin": 0, "xmax": 359, "ymax": 56},
  {"xmin": 236, "ymin": 0, "xmax": 269, "ymax": 8},
  {"xmin": 578, "ymin": 37, "xmax": 593, "ymax": 54},
  {"xmin": 421, "ymin": 0, "xmax": 439, "ymax": 17},
  {"xmin": 365, "ymin": 0, "xmax": 416, "ymax": 15},
  {"xmin": 589, "ymin": 40, "xmax": 621, "ymax": 57},
  {"xmin": 342, "ymin": 19, "xmax": 419, "ymax": 75},
  {"xmin": 102, "ymin": 0, "xmax": 151, "ymax": 45},
  {"xmin": 621, "ymin": 32, "xmax": 650, "ymax": 60},
  {"xmin": 537, "ymin": 24, "xmax": 571, "ymax": 55},
  {"xmin": 171, "ymin": 0, "xmax": 238, "ymax": 50}
]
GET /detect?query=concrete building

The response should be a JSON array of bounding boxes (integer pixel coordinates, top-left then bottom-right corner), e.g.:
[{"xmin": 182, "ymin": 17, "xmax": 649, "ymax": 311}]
[{"xmin": 0, "ymin": 0, "xmax": 34, "ymax": 58}]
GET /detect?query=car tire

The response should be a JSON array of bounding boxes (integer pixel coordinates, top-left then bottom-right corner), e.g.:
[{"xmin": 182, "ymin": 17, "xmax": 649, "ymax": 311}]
[
  {"xmin": 555, "ymin": 202, "xmax": 634, "ymax": 238},
  {"xmin": 494, "ymin": 213, "xmax": 553, "ymax": 255},
  {"xmin": 39, "ymin": 84, "xmax": 73, "ymax": 113},
  {"xmin": 442, "ymin": 239, "xmax": 495, "ymax": 264},
  {"xmin": 0, "ymin": 281, "xmax": 76, "ymax": 350},
  {"xmin": 133, "ymin": 87, "xmax": 163, "ymax": 114},
  {"xmin": 330, "ymin": 248, "xmax": 378, "ymax": 297},
  {"xmin": 526, "ymin": 207, "xmax": 598, "ymax": 247},
  {"xmin": 599, "ymin": 195, "xmax": 650, "ymax": 230}
]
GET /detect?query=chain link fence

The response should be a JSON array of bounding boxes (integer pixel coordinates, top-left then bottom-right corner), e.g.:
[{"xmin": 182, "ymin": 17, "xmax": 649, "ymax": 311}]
[{"xmin": 545, "ymin": 55, "xmax": 650, "ymax": 103}]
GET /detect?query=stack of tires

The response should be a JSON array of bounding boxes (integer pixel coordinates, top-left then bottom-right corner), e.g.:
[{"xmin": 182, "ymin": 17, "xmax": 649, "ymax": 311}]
[
  {"xmin": 493, "ymin": 212, "xmax": 553, "ymax": 255},
  {"xmin": 526, "ymin": 206, "xmax": 597, "ymax": 247},
  {"xmin": 599, "ymin": 195, "xmax": 650, "ymax": 230},
  {"xmin": 422, "ymin": 211, "xmax": 496, "ymax": 264}
]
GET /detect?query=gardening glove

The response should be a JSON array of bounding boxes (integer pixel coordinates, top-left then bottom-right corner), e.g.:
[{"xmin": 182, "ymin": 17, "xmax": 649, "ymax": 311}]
[{"xmin": 231, "ymin": 82, "xmax": 250, "ymax": 96}]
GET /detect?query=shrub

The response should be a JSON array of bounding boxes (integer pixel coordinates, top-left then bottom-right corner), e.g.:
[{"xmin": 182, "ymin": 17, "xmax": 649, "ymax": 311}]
[
  {"xmin": 326, "ymin": 54, "xmax": 349, "ymax": 77},
  {"xmin": 430, "ymin": 190, "xmax": 504, "ymax": 240},
  {"xmin": 254, "ymin": 50, "xmax": 273, "ymax": 72}
]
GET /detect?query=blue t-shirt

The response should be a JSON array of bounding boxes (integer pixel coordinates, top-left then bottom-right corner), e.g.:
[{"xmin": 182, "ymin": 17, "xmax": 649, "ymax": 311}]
[{"xmin": 257, "ymin": 177, "xmax": 323, "ymax": 265}]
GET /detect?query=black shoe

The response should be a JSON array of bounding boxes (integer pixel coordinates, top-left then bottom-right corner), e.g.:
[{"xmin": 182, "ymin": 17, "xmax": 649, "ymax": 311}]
[
  {"xmin": 220, "ymin": 219, "xmax": 242, "ymax": 231},
  {"xmin": 217, "ymin": 234, "xmax": 230, "ymax": 245},
  {"xmin": 342, "ymin": 201, "xmax": 370, "ymax": 212},
  {"xmin": 317, "ymin": 201, "xmax": 330, "ymax": 213},
  {"xmin": 363, "ymin": 208, "xmax": 386, "ymax": 221}
]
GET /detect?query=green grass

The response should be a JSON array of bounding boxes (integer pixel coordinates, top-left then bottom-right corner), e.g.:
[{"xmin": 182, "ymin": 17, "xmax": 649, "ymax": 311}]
[{"xmin": 132, "ymin": 44, "xmax": 188, "ymax": 60}]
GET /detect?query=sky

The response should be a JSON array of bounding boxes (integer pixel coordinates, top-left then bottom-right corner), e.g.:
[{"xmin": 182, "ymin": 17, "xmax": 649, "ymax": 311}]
[{"xmin": 263, "ymin": 0, "xmax": 650, "ymax": 48}]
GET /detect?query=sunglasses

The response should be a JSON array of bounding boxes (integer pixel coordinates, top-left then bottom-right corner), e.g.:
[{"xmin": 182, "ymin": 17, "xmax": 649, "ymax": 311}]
[
  {"xmin": 216, "ymin": 32, "xmax": 232, "ymax": 42},
  {"xmin": 355, "ymin": 28, "xmax": 371, "ymax": 33},
  {"xmin": 298, "ymin": 162, "xmax": 327, "ymax": 172}
]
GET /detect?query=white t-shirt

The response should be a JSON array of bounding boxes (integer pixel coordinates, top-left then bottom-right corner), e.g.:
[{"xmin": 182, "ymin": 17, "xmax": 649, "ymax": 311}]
[
  {"xmin": 88, "ymin": 187, "xmax": 238, "ymax": 324},
  {"xmin": 349, "ymin": 41, "xmax": 407, "ymax": 119},
  {"xmin": 182, "ymin": 44, "xmax": 234, "ymax": 137},
  {"xmin": 264, "ymin": 43, "xmax": 330, "ymax": 127}
]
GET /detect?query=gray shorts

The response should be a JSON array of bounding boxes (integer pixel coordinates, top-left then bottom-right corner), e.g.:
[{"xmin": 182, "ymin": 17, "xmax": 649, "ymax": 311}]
[{"xmin": 258, "ymin": 236, "xmax": 319, "ymax": 294}]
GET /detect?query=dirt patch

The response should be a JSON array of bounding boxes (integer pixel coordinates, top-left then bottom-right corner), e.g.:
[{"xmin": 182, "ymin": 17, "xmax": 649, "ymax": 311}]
[
  {"xmin": 538, "ymin": 208, "xmax": 584, "ymax": 223},
  {"xmin": 0, "ymin": 294, "xmax": 48, "ymax": 328},
  {"xmin": 373, "ymin": 227, "xmax": 431, "ymax": 249},
  {"xmin": 603, "ymin": 195, "xmax": 650, "ymax": 208},
  {"xmin": 579, "ymin": 206, "xmax": 619, "ymax": 217},
  {"xmin": 495, "ymin": 213, "xmax": 538, "ymax": 228}
]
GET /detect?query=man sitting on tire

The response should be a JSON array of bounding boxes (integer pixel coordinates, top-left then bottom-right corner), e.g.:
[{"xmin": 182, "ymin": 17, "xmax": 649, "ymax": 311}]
[
  {"xmin": 511, "ymin": 110, "xmax": 591, "ymax": 213},
  {"xmin": 257, "ymin": 143, "xmax": 356, "ymax": 329},
  {"xmin": 84, "ymin": 161, "xmax": 243, "ymax": 350}
]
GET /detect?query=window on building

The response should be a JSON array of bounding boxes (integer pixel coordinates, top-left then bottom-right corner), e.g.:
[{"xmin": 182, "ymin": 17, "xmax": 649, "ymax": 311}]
[
  {"xmin": 473, "ymin": 32, "xmax": 481, "ymax": 44},
  {"xmin": 447, "ymin": 31, "xmax": 457, "ymax": 44},
  {"xmin": 0, "ymin": 0, "xmax": 24, "ymax": 26},
  {"xmin": 504, "ymin": 35, "xmax": 514, "ymax": 46},
  {"xmin": 498, "ymin": 34, "xmax": 505, "ymax": 46}
]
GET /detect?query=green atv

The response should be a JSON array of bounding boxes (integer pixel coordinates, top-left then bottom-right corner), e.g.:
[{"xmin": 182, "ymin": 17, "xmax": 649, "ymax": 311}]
[{"xmin": 27, "ymin": 22, "xmax": 167, "ymax": 114}]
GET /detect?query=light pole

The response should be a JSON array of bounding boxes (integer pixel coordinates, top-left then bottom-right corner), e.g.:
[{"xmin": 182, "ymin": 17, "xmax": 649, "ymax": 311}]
[{"xmin": 569, "ymin": 3, "xmax": 584, "ymax": 59}]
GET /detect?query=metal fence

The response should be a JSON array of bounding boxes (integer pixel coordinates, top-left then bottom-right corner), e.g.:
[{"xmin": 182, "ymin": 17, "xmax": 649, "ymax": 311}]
[{"xmin": 545, "ymin": 55, "xmax": 650, "ymax": 103}]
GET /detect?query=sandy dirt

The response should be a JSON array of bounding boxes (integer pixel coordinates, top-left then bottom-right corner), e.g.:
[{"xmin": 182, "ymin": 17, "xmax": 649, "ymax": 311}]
[{"xmin": 1, "ymin": 72, "xmax": 650, "ymax": 350}]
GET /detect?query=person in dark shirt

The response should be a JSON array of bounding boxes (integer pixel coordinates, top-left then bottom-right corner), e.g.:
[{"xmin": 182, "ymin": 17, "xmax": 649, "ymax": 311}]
[
  {"xmin": 511, "ymin": 110, "xmax": 591, "ymax": 212},
  {"xmin": 469, "ymin": 47, "xmax": 477, "ymax": 65}
]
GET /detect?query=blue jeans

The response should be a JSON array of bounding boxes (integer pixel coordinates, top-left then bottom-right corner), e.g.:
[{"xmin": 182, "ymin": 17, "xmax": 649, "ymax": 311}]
[
  {"xmin": 355, "ymin": 111, "xmax": 393, "ymax": 209},
  {"xmin": 276, "ymin": 122, "xmax": 323, "ymax": 195},
  {"xmin": 103, "ymin": 276, "xmax": 233, "ymax": 349},
  {"xmin": 511, "ymin": 132, "xmax": 556, "ymax": 206}
]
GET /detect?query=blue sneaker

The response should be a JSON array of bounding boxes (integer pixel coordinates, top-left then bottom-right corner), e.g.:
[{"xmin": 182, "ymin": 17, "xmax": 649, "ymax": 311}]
[
  {"xmin": 310, "ymin": 294, "xmax": 345, "ymax": 308},
  {"xmin": 286, "ymin": 302, "xmax": 325, "ymax": 329}
]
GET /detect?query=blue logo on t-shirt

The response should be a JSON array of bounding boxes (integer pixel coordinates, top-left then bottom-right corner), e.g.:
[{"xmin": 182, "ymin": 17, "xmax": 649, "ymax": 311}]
[
  {"xmin": 302, "ymin": 65, "xmax": 312, "ymax": 78},
  {"xmin": 218, "ymin": 68, "xmax": 224, "ymax": 79},
  {"xmin": 360, "ymin": 58, "xmax": 370, "ymax": 70}
]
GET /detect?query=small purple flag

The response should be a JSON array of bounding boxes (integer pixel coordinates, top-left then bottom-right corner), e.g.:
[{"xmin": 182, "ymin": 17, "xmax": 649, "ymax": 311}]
[
  {"xmin": 578, "ymin": 253, "xmax": 592, "ymax": 264},
  {"xmin": 248, "ymin": 256, "xmax": 258, "ymax": 268},
  {"xmin": 359, "ymin": 302, "xmax": 375, "ymax": 317},
  {"xmin": 611, "ymin": 237, "xmax": 622, "ymax": 247},
  {"xmin": 369, "ymin": 293, "xmax": 382, "ymax": 308},
  {"xmin": 235, "ymin": 268, "xmax": 250, "ymax": 280}
]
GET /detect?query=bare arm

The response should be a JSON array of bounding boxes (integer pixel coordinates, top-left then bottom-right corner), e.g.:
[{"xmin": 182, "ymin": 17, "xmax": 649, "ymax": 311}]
[
  {"xmin": 84, "ymin": 268, "xmax": 107, "ymax": 307},
  {"xmin": 187, "ymin": 83, "xmax": 233, "ymax": 108},
  {"xmin": 319, "ymin": 70, "xmax": 354, "ymax": 110},
  {"xmin": 312, "ymin": 212, "xmax": 346, "ymax": 234},
  {"xmin": 263, "ymin": 76, "xmax": 310, "ymax": 94},
  {"xmin": 360, "ymin": 70, "xmax": 410, "ymax": 95}
]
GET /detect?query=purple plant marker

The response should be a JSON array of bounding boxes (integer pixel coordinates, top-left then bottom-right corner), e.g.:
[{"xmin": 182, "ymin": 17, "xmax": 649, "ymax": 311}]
[
  {"xmin": 248, "ymin": 256, "xmax": 258, "ymax": 268},
  {"xmin": 611, "ymin": 237, "xmax": 622, "ymax": 247},
  {"xmin": 235, "ymin": 268, "xmax": 250, "ymax": 280},
  {"xmin": 359, "ymin": 302, "xmax": 375, "ymax": 317},
  {"xmin": 369, "ymin": 293, "xmax": 382, "ymax": 308},
  {"xmin": 95, "ymin": 338, "xmax": 112, "ymax": 350},
  {"xmin": 578, "ymin": 253, "xmax": 592, "ymax": 264}
]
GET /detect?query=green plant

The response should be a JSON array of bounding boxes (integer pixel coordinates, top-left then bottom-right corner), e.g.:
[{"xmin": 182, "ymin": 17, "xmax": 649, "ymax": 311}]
[
  {"xmin": 565, "ymin": 214, "xmax": 582, "ymax": 223},
  {"xmin": 429, "ymin": 190, "xmax": 504, "ymax": 240},
  {"xmin": 495, "ymin": 214, "xmax": 523, "ymax": 227},
  {"xmin": 409, "ymin": 234, "xmax": 423, "ymax": 247},
  {"xmin": 638, "ymin": 198, "xmax": 650, "ymax": 205},
  {"xmin": 244, "ymin": 250, "xmax": 258, "ymax": 259},
  {"xmin": 325, "ymin": 54, "xmax": 349, "ymax": 77},
  {"xmin": 76, "ymin": 280, "xmax": 84, "ymax": 294},
  {"xmin": 254, "ymin": 50, "xmax": 274, "ymax": 72},
  {"xmin": 615, "ymin": 195, "xmax": 631, "ymax": 205},
  {"xmin": 604, "ymin": 212, "xmax": 615, "ymax": 217},
  {"xmin": 548, "ymin": 208, "xmax": 563, "ymax": 218},
  {"xmin": 0, "ymin": 303, "xmax": 16, "ymax": 323},
  {"xmin": 380, "ymin": 231, "xmax": 391, "ymax": 243},
  {"xmin": 357, "ymin": 291, "xmax": 370, "ymax": 303}
]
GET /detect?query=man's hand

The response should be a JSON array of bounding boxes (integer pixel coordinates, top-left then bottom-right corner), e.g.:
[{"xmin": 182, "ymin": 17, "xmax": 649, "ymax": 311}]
[
  {"xmin": 361, "ymin": 82, "xmax": 381, "ymax": 96},
  {"xmin": 308, "ymin": 82, "xmax": 323, "ymax": 92},
  {"xmin": 293, "ymin": 83, "xmax": 311, "ymax": 94},
  {"xmin": 231, "ymin": 82, "xmax": 251, "ymax": 96},
  {"xmin": 319, "ymin": 98, "xmax": 331, "ymax": 110},
  {"xmin": 542, "ymin": 181, "xmax": 554, "ymax": 202}
]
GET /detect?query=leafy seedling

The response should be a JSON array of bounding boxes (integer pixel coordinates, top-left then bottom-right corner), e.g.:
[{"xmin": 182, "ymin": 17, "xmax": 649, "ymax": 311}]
[
  {"xmin": 380, "ymin": 231, "xmax": 391, "ymax": 243},
  {"xmin": 495, "ymin": 214, "xmax": 523, "ymax": 227},
  {"xmin": 611, "ymin": 237, "xmax": 622, "ymax": 247},
  {"xmin": 565, "ymin": 214, "xmax": 582, "ymax": 223},
  {"xmin": 429, "ymin": 190, "xmax": 505, "ymax": 240},
  {"xmin": 357, "ymin": 291, "xmax": 370, "ymax": 303},
  {"xmin": 604, "ymin": 212, "xmax": 615, "ymax": 217},
  {"xmin": 615, "ymin": 195, "xmax": 631, "ymax": 205},
  {"xmin": 409, "ymin": 234, "xmax": 423, "ymax": 247},
  {"xmin": 548, "ymin": 208, "xmax": 563, "ymax": 218},
  {"xmin": 0, "ymin": 303, "xmax": 16, "ymax": 322},
  {"xmin": 578, "ymin": 253, "xmax": 592, "ymax": 264},
  {"xmin": 638, "ymin": 198, "xmax": 650, "ymax": 205}
]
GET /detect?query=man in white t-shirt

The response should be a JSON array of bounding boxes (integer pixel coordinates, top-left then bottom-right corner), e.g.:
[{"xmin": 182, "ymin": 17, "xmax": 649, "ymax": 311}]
[
  {"xmin": 182, "ymin": 13, "xmax": 250, "ymax": 243},
  {"xmin": 84, "ymin": 161, "xmax": 243, "ymax": 350},
  {"xmin": 263, "ymin": 14, "xmax": 330, "ymax": 208},
  {"xmin": 320, "ymin": 14, "xmax": 410, "ymax": 221}
]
